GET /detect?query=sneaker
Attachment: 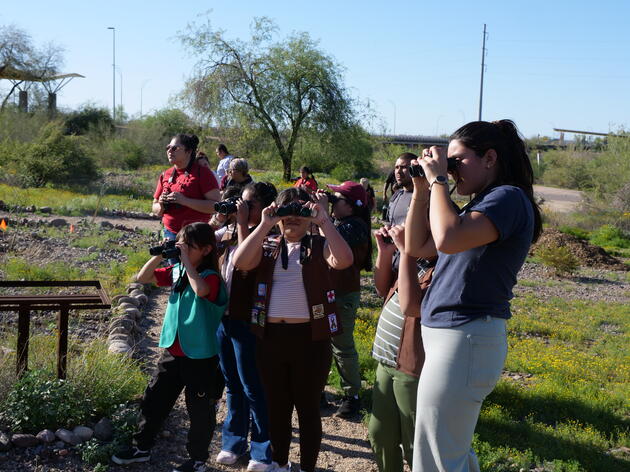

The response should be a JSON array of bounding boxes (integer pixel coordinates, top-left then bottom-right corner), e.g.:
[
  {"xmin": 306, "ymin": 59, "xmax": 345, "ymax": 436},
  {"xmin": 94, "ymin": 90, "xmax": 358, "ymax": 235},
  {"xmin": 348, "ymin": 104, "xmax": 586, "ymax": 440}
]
[
  {"xmin": 111, "ymin": 446, "xmax": 151, "ymax": 465},
  {"xmin": 336, "ymin": 395, "xmax": 360, "ymax": 418},
  {"xmin": 247, "ymin": 459, "xmax": 272, "ymax": 471},
  {"xmin": 271, "ymin": 461, "xmax": 292, "ymax": 471},
  {"xmin": 215, "ymin": 450, "xmax": 240, "ymax": 465},
  {"xmin": 172, "ymin": 459, "xmax": 207, "ymax": 472}
]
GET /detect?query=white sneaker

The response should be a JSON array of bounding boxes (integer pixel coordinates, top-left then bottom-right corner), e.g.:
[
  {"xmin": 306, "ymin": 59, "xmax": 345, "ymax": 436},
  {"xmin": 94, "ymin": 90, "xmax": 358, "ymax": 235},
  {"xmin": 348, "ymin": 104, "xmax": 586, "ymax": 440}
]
[
  {"xmin": 271, "ymin": 461, "xmax": 291, "ymax": 471},
  {"xmin": 215, "ymin": 450, "xmax": 240, "ymax": 465},
  {"xmin": 247, "ymin": 459, "xmax": 272, "ymax": 471}
]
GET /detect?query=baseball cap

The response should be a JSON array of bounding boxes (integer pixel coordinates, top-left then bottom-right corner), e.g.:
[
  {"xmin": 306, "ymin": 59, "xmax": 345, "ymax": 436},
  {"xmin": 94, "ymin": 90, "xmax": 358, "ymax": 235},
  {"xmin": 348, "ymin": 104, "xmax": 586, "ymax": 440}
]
[{"xmin": 326, "ymin": 181, "xmax": 368, "ymax": 207}]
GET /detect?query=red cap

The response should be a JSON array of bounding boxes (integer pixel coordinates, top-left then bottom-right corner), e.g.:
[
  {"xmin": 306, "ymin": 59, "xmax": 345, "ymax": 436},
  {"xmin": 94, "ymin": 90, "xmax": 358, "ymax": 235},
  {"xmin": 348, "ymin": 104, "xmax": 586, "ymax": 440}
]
[{"xmin": 327, "ymin": 181, "xmax": 368, "ymax": 207}]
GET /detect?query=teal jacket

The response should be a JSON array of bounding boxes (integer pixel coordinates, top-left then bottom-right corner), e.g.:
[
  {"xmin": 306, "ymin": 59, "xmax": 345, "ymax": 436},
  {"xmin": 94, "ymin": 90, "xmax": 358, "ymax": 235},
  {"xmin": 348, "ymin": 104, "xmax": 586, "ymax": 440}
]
[{"xmin": 159, "ymin": 264, "xmax": 227, "ymax": 359}]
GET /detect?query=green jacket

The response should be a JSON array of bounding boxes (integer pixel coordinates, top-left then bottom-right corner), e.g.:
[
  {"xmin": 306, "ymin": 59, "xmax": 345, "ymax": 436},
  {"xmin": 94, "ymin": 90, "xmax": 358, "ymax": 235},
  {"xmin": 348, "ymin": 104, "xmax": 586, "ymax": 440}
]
[{"xmin": 159, "ymin": 264, "xmax": 227, "ymax": 359}]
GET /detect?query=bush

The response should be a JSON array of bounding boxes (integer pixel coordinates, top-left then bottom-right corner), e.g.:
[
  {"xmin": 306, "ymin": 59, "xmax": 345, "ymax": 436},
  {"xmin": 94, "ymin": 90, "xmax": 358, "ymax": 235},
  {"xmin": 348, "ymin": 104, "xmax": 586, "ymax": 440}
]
[
  {"xmin": 558, "ymin": 226, "xmax": 589, "ymax": 240},
  {"xmin": 1, "ymin": 369, "xmax": 93, "ymax": 432},
  {"xmin": 536, "ymin": 242, "xmax": 579, "ymax": 277},
  {"xmin": 19, "ymin": 122, "xmax": 99, "ymax": 187},
  {"xmin": 589, "ymin": 224, "xmax": 630, "ymax": 249},
  {"xmin": 64, "ymin": 106, "xmax": 114, "ymax": 136},
  {"xmin": 101, "ymin": 138, "xmax": 147, "ymax": 170}
]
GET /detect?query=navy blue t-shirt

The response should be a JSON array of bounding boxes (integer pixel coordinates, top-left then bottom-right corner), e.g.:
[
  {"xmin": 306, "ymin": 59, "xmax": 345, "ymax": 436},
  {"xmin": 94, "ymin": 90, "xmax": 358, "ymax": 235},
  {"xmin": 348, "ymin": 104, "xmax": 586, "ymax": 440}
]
[{"xmin": 421, "ymin": 185, "xmax": 534, "ymax": 328}]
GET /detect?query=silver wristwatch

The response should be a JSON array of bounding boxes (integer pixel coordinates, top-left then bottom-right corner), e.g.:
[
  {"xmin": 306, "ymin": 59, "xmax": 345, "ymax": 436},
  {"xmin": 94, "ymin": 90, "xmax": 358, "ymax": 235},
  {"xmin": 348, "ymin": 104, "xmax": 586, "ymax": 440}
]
[{"xmin": 429, "ymin": 175, "xmax": 448, "ymax": 190}]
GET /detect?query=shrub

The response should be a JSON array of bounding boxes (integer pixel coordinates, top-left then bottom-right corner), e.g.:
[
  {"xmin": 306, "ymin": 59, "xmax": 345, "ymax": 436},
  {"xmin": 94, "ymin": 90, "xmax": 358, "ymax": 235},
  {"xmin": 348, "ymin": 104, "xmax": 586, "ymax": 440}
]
[
  {"xmin": 589, "ymin": 224, "xmax": 630, "ymax": 249},
  {"xmin": 536, "ymin": 242, "xmax": 579, "ymax": 277},
  {"xmin": 101, "ymin": 138, "xmax": 147, "ymax": 170},
  {"xmin": 64, "ymin": 106, "xmax": 114, "ymax": 136},
  {"xmin": 19, "ymin": 122, "xmax": 99, "ymax": 187},
  {"xmin": 558, "ymin": 225, "xmax": 589, "ymax": 240}
]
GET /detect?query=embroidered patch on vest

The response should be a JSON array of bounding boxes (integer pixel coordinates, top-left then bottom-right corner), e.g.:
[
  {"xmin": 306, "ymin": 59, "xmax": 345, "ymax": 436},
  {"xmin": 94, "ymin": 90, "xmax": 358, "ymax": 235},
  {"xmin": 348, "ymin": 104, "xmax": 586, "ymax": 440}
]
[
  {"xmin": 312, "ymin": 304, "xmax": 325, "ymax": 319},
  {"xmin": 258, "ymin": 311, "xmax": 266, "ymax": 327},
  {"xmin": 326, "ymin": 290, "xmax": 336, "ymax": 303},
  {"xmin": 257, "ymin": 283, "xmax": 267, "ymax": 297},
  {"xmin": 251, "ymin": 309, "xmax": 259, "ymax": 324},
  {"xmin": 328, "ymin": 313, "xmax": 339, "ymax": 333}
]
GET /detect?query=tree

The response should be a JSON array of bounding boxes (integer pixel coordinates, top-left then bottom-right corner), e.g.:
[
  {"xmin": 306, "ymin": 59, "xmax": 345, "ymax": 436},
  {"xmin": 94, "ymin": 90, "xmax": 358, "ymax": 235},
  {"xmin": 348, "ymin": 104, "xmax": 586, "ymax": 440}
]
[{"xmin": 180, "ymin": 17, "xmax": 355, "ymax": 181}]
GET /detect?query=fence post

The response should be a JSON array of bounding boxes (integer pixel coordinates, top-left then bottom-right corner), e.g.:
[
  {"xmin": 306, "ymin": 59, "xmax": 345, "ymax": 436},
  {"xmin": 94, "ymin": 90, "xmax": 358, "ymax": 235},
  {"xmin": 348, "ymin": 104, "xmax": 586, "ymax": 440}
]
[
  {"xmin": 57, "ymin": 305, "xmax": 70, "ymax": 380},
  {"xmin": 16, "ymin": 307, "xmax": 30, "ymax": 378}
]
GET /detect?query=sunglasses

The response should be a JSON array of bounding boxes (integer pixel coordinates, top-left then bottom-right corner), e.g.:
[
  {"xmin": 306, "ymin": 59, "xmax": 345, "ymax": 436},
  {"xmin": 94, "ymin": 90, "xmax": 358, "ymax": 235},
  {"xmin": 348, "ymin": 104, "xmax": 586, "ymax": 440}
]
[{"xmin": 166, "ymin": 144, "xmax": 183, "ymax": 152}]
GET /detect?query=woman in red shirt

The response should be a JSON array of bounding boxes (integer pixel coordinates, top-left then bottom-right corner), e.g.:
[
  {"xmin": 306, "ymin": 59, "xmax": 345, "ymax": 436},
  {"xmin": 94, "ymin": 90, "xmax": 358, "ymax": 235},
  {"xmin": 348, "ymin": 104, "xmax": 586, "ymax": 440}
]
[
  {"xmin": 293, "ymin": 166, "xmax": 318, "ymax": 194},
  {"xmin": 153, "ymin": 134, "xmax": 221, "ymax": 241}
]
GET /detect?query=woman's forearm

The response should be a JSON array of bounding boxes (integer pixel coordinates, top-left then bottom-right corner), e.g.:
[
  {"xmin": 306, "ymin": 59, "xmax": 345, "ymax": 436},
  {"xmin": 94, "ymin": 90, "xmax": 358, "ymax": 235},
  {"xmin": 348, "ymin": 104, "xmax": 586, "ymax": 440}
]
[
  {"xmin": 429, "ymin": 184, "xmax": 461, "ymax": 252},
  {"xmin": 320, "ymin": 219, "xmax": 353, "ymax": 269},
  {"xmin": 405, "ymin": 188, "xmax": 430, "ymax": 257},
  {"xmin": 152, "ymin": 200, "xmax": 164, "ymax": 217},
  {"xmin": 397, "ymin": 253, "xmax": 421, "ymax": 317},
  {"xmin": 233, "ymin": 222, "xmax": 272, "ymax": 271},
  {"xmin": 136, "ymin": 256, "xmax": 162, "ymax": 284},
  {"xmin": 181, "ymin": 196, "xmax": 218, "ymax": 214},
  {"xmin": 373, "ymin": 250, "xmax": 394, "ymax": 297}
]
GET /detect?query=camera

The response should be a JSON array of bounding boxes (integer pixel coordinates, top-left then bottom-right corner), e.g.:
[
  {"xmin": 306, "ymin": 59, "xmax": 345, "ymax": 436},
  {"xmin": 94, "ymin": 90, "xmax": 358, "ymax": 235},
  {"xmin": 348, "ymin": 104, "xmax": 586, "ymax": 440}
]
[
  {"xmin": 409, "ymin": 157, "xmax": 458, "ymax": 178},
  {"xmin": 214, "ymin": 198, "xmax": 239, "ymax": 215},
  {"xmin": 275, "ymin": 201, "xmax": 317, "ymax": 218},
  {"xmin": 149, "ymin": 240, "xmax": 180, "ymax": 259}
]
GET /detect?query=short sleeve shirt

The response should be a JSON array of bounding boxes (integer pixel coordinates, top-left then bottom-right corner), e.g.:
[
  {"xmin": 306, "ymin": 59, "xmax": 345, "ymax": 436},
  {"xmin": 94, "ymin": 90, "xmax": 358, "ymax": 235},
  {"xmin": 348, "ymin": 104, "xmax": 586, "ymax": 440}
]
[
  {"xmin": 421, "ymin": 185, "xmax": 534, "ymax": 328},
  {"xmin": 387, "ymin": 189, "xmax": 413, "ymax": 273},
  {"xmin": 154, "ymin": 160, "xmax": 219, "ymax": 233}
]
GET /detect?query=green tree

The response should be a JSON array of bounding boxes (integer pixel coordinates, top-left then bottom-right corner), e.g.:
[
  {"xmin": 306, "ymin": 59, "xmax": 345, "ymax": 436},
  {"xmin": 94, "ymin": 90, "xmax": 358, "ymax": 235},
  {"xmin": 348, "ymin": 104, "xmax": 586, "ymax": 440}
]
[{"xmin": 180, "ymin": 17, "xmax": 355, "ymax": 181}]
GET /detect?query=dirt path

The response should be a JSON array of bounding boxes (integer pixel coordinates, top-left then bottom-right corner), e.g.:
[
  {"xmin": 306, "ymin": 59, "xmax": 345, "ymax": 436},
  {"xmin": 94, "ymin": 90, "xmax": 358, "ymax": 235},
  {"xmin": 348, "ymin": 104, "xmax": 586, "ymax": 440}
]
[
  {"xmin": 108, "ymin": 286, "xmax": 379, "ymax": 472},
  {"xmin": 533, "ymin": 185, "xmax": 584, "ymax": 213},
  {"xmin": 0, "ymin": 212, "xmax": 163, "ymax": 233}
]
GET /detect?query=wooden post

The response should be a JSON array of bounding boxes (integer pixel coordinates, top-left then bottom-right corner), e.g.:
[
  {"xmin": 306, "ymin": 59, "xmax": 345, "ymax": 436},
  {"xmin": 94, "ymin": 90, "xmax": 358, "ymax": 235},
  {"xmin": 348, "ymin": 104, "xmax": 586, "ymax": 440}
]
[
  {"xmin": 16, "ymin": 308, "xmax": 30, "ymax": 377},
  {"xmin": 57, "ymin": 305, "xmax": 70, "ymax": 379}
]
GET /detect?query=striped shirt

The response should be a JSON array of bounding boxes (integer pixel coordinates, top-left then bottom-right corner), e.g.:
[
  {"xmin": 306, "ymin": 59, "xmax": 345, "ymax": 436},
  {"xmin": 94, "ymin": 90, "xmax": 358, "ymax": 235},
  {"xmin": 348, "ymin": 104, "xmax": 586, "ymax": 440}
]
[{"xmin": 267, "ymin": 241, "xmax": 310, "ymax": 320}]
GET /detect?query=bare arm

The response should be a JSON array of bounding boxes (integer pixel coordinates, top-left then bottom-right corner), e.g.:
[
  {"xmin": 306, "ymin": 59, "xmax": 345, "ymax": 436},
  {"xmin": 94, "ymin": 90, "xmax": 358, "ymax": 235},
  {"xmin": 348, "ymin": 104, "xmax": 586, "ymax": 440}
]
[
  {"xmin": 373, "ymin": 226, "xmax": 396, "ymax": 297},
  {"xmin": 233, "ymin": 204, "xmax": 279, "ymax": 271},
  {"xmin": 235, "ymin": 199, "xmax": 250, "ymax": 244},
  {"xmin": 310, "ymin": 192, "xmax": 353, "ymax": 270},
  {"xmin": 136, "ymin": 255, "xmax": 162, "ymax": 285},
  {"xmin": 167, "ymin": 188, "xmax": 221, "ymax": 214},
  {"xmin": 389, "ymin": 225, "xmax": 422, "ymax": 317},
  {"xmin": 176, "ymin": 242, "xmax": 210, "ymax": 297},
  {"xmin": 404, "ymin": 160, "xmax": 435, "ymax": 258},
  {"xmin": 152, "ymin": 198, "xmax": 165, "ymax": 217}
]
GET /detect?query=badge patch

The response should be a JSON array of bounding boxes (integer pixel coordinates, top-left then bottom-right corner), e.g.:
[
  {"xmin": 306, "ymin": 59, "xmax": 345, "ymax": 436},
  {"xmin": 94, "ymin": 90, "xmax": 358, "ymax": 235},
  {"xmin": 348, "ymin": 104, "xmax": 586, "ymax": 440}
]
[
  {"xmin": 257, "ymin": 283, "xmax": 267, "ymax": 297},
  {"xmin": 328, "ymin": 313, "xmax": 339, "ymax": 333},
  {"xmin": 258, "ymin": 311, "xmax": 266, "ymax": 327},
  {"xmin": 312, "ymin": 304, "xmax": 325, "ymax": 319},
  {"xmin": 251, "ymin": 309, "xmax": 259, "ymax": 324},
  {"xmin": 326, "ymin": 290, "xmax": 336, "ymax": 303}
]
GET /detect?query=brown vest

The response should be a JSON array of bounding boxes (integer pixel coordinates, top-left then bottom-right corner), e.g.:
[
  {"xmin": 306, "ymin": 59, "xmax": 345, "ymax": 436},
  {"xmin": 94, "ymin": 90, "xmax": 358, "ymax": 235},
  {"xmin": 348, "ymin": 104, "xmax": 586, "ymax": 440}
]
[
  {"xmin": 250, "ymin": 234, "xmax": 341, "ymax": 341},
  {"xmin": 386, "ymin": 262, "xmax": 435, "ymax": 377}
]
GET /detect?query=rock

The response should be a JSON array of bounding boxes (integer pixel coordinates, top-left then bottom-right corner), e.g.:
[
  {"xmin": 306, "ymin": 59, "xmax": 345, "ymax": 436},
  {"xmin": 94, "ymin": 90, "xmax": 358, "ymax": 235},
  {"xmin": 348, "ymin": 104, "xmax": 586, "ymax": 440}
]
[
  {"xmin": 117, "ymin": 296, "xmax": 140, "ymax": 307},
  {"xmin": 124, "ymin": 308, "xmax": 141, "ymax": 320},
  {"xmin": 134, "ymin": 293, "xmax": 148, "ymax": 305},
  {"xmin": 36, "ymin": 429, "xmax": 56, "ymax": 444},
  {"xmin": 87, "ymin": 246, "xmax": 98, "ymax": 253},
  {"xmin": 40, "ymin": 206, "xmax": 52, "ymax": 213},
  {"xmin": 0, "ymin": 432, "xmax": 11, "ymax": 452},
  {"xmin": 72, "ymin": 426, "xmax": 93, "ymax": 442},
  {"xmin": 108, "ymin": 341, "xmax": 132, "ymax": 355},
  {"xmin": 109, "ymin": 326, "xmax": 130, "ymax": 336},
  {"xmin": 55, "ymin": 428, "xmax": 81, "ymax": 446},
  {"xmin": 117, "ymin": 302, "xmax": 137, "ymax": 311},
  {"xmin": 108, "ymin": 333, "xmax": 131, "ymax": 345},
  {"xmin": 127, "ymin": 283, "xmax": 145, "ymax": 293},
  {"xmin": 53, "ymin": 441, "xmax": 65, "ymax": 449},
  {"xmin": 100, "ymin": 220, "xmax": 114, "ymax": 229},
  {"xmin": 109, "ymin": 316, "xmax": 135, "ymax": 332},
  {"xmin": 12, "ymin": 433, "xmax": 40, "ymax": 448},
  {"xmin": 49, "ymin": 218, "xmax": 67, "ymax": 228},
  {"xmin": 93, "ymin": 418, "xmax": 114, "ymax": 441}
]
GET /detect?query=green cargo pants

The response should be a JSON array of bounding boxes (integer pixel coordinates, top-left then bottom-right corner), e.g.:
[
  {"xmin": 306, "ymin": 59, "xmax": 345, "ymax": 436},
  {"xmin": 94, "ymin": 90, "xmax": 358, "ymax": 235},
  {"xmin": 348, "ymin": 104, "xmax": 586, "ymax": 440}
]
[{"xmin": 330, "ymin": 291, "xmax": 362, "ymax": 397}]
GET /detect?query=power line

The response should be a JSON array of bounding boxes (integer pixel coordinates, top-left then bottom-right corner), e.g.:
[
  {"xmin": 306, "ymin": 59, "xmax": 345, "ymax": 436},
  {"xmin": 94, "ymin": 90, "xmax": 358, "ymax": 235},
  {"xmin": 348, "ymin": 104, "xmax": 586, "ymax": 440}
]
[{"xmin": 478, "ymin": 24, "xmax": 487, "ymax": 121}]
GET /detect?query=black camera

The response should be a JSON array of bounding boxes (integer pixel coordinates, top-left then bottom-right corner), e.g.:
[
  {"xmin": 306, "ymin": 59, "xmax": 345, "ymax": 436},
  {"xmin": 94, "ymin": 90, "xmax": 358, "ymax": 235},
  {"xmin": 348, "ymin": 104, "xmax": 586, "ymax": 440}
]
[
  {"xmin": 409, "ymin": 157, "xmax": 458, "ymax": 178},
  {"xmin": 275, "ymin": 201, "xmax": 316, "ymax": 218},
  {"xmin": 149, "ymin": 240, "xmax": 180, "ymax": 259},
  {"xmin": 214, "ymin": 198, "xmax": 239, "ymax": 215}
]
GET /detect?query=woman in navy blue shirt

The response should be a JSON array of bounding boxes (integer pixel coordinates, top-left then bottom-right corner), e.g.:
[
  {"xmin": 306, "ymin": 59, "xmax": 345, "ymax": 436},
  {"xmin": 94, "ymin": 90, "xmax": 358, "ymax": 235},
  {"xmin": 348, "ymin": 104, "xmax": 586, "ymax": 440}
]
[{"xmin": 403, "ymin": 120, "xmax": 541, "ymax": 472}]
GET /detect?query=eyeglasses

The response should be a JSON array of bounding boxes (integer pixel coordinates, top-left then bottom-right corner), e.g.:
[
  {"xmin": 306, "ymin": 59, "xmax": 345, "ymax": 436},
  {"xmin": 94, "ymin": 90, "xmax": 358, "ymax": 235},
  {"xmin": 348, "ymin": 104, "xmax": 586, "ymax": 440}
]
[{"xmin": 166, "ymin": 144, "xmax": 182, "ymax": 152}]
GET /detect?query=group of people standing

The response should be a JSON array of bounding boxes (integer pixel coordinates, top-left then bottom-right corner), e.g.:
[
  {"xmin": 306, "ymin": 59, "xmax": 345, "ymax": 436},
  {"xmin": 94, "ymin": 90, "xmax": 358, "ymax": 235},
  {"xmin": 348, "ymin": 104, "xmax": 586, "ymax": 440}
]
[{"xmin": 112, "ymin": 119, "xmax": 541, "ymax": 472}]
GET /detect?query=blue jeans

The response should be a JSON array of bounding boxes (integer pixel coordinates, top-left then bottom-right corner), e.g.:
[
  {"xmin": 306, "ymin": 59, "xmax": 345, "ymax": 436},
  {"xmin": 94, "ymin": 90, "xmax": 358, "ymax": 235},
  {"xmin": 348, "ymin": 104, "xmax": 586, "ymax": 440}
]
[
  {"xmin": 162, "ymin": 228, "xmax": 179, "ymax": 265},
  {"xmin": 217, "ymin": 318, "xmax": 272, "ymax": 463}
]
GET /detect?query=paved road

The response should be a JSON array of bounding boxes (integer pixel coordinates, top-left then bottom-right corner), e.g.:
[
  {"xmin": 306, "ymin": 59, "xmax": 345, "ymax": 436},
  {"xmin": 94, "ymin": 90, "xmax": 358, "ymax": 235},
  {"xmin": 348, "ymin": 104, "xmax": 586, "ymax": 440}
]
[{"xmin": 533, "ymin": 185, "xmax": 584, "ymax": 213}]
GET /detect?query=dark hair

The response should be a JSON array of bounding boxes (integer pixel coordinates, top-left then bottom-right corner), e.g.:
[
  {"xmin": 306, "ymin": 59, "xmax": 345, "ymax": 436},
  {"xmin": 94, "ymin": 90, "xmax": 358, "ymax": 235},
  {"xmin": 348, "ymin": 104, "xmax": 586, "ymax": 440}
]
[
  {"xmin": 222, "ymin": 186, "xmax": 242, "ymax": 201},
  {"xmin": 176, "ymin": 222, "xmax": 220, "ymax": 274},
  {"xmin": 397, "ymin": 152, "xmax": 417, "ymax": 162},
  {"xmin": 346, "ymin": 201, "xmax": 373, "ymax": 271},
  {"xmin": 451, "ymin": 120, "xmax": 542, "ymax": 242},
  {"xmin": 276, "ymin": 187, "xmax": 310, "ymax": 206},
  {"xmin": 243, "ymin": 181, "xmax": 278, "ymax": 207},
  {"xmin": 173, "ymin": 133, "xmax": 199, "ymax": 170},
  {"xmin": 196, "ymin": 151, "xmax": 209, "ymax": 162},
  {"xmin": 299, "ymin": 166, "xmax": 317, "ymax": 186},
  {"xmin": 217, "ymin": 144, "xmax": 229, "ymax": 154}
]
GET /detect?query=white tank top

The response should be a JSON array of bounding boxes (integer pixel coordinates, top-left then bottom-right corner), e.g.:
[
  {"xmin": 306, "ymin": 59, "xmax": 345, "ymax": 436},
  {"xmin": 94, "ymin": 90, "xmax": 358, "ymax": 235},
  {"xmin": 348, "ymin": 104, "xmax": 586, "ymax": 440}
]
[{"xmin": 267, "ymin": 241, "xmax": 310, "ymax": 320}]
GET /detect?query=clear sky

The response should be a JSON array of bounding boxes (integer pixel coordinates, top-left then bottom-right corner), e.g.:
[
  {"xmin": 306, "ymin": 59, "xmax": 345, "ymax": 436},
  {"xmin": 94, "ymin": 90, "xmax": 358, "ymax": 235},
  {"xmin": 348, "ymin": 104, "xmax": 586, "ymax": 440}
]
[{"xmin": 1, "ymin": 0, "xmax": 628, "ymax": 139}]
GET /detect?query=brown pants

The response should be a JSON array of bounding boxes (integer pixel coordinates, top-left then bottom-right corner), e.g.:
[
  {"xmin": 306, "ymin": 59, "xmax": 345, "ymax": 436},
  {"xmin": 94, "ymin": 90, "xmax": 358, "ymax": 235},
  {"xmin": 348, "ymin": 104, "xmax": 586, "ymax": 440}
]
[{"xmin": 256, "ymin": 323, "xmax": 332, "ymax": 472}]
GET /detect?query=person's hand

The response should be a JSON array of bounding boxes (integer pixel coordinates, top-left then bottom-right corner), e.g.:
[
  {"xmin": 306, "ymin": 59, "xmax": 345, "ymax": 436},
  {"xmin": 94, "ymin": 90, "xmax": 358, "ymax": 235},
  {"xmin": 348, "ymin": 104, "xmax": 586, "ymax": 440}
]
[
  {"xmin": 175, "ymin": 240, "xmax": 191, "ymax": 265},
  {"xmin": 419, "ymin": 146, "xmax": 448, "ymax": 183},
  {"xmin": 308, "ymin": 191, "xmax": 330, "ymax": 227},
  {"xmin": 374, "ymin": 225, "xmax": 396, "ymax": 254},
  {"xmin": 260, "ymin": 202, "xmax": 281, "ymax": 228},
  {"xmin": 165, "ymin": 192, "xmax": 186, "ymax": 204},
  {"xmin": 409, "ymin": 159, "xmax": 431, "ymax": 196},
  {"xmin": 236, "ymin": 198, "xmax": 249, "ymax": 226},
  {"xmin": 388, "ymin": 224, "xmax": 405, "ymax": 252},
  {"xmin": 158, "ymin": 191, "xmax": 169, "ymax": 204}
]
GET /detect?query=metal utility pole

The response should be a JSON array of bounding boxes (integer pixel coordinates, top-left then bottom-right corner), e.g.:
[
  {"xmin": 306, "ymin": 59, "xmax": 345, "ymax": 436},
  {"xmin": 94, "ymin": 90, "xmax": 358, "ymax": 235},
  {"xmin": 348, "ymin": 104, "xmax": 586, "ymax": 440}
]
[
  {"xmin": 478, "ymin": 23, "xmax": 487, "ymax": 121},
  {"xmin": 107, "ymin": 27, "xmax": 116, "ymax": 122}
]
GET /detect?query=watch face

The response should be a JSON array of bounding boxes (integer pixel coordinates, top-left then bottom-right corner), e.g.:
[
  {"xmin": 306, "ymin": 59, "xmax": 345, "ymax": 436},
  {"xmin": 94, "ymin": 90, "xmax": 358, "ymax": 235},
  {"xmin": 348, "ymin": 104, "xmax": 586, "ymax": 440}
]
[{"xmin": 436, "ymin": 175, "xmax": 447, "ymax": 184}]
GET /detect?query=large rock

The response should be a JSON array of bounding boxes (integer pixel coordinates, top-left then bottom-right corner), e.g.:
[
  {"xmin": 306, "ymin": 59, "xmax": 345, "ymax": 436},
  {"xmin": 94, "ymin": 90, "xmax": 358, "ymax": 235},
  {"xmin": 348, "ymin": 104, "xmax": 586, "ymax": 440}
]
[
  {"xmin": 93, "ymin": 418, "xmax": 114, "ymax": 441},
  {"xmin": 126, "ymin": 283, "xmax": 145, "ymax": 293},
  {"xmin": 117, "ymin": 296, "xmax": 140, "ymax": 307},
  {"xmin": 117, "ymin": 302, "xmax": 137, "ymax": 311},
  {"xmin": 72, "ymin": 426, "xmax": 93, "ymax": 442},
  {"xmin": 124, "ymin": 308, "xmax": 141, "ymax": 320},
  {"xmin": 39, "ymin": 206, "xmax": 52, "ymax": 213},
  {"xmin": 12, "ymin": 433, "xmax": 40, "ymax": 448},
  {"xmin": 109, "ymin": 316, "xmax": 135, "ymax": 332},
  {"xmin": 100, "ymin": 220, "xmax": 114, "ymax": 229},
  {"xmin": 109, "ymin": 326, "xmax": 129, "ymax": 336},
  {"xmin": 49, "ymin": 218, "xmax": 67, "ymax": 228},
  {"xmin": 108, "ymin": 341, "xmax": 132, "ymax": 355},
  {"xmin": 0, "ymin": 432, "xmax": 12, "ymax": 451},
  {"xmin": 55, "ymin": 428, "xmax": 81, "ymax": 446},
  {"xmin": 36, "ymin": 429, "xmax": 56, "ymax": 444},
  {"xmin": 108, "ymin": 333, "xmax": 131, "ymax": 345}
]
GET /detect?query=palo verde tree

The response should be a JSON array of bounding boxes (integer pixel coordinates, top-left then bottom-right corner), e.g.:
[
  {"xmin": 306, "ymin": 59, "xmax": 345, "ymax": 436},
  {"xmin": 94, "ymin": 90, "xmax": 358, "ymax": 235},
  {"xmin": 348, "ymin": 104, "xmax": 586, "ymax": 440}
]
[{"xmin": 180, "ymin": 17, "xmax": 355, "ymax": 181}]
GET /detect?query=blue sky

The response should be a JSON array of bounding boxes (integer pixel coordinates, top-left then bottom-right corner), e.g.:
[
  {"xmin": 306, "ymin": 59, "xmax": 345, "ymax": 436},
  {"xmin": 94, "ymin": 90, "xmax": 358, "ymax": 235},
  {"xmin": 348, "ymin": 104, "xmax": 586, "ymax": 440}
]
[{"xmin": 1, "ymin": 0, "xmax": 628, "ymax": 139}]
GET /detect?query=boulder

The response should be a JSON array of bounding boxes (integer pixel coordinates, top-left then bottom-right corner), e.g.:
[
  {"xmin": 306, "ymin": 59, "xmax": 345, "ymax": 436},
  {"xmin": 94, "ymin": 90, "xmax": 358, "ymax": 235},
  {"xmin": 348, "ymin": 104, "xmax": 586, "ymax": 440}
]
[
  {"xmin": 49, "ymin": 218, "xmax": 67, "ymax": 228},
  {"xmin": 11, "ymin": 433, "xmax": 40, "ymax": 448},
  {"xmin": 0, "ymin": 432, "xmax": 12, "ymax": 451},
  {"xmin": 100, "ymin": 221, "xmax": 114, "ymax": 229},
  {"xmin": 109, "ymin": 316, "xmax": 135, "ymax": 332},
  {"xmin": 36, "ymin": 429, "xmax": 56, "ymax": 444},
  {"xmin": 109, "ymin": 326, "xmax": 129, "ymax": 336},
  {"xmin": 126, "ymin": 283, "xmax": 145, "ymax": 293},
  {"xmin": 72, "ymin": 426, "xmax": 93, "ymax": 442},
  {"xmin": 117, "ymin": 296, "xmax": 140, "ymax": 307},
  {"xmin": 108, "ymin": 333, "xmax": 131, "ymax": 345},
  {"xmin": 93, "ymin": 418, "xmax": 114, "ymax": 441},
  {"xmin": 55, "ymin": 428, "xmax": 81, "ymax": 446},
  {"xmin": 124, "ymin": 308, "xmax": 141, "ymax": 320},
  {"xmin": 117, "ymin": 302, "xmax": 137, "ymax": 311},
  {"xmin": 39, "ymin": 206, "xmax": 52, "ymax": 213},
  {"xmin": 108, "ymin": 341, "xmax": 132, "ymax": 355}
]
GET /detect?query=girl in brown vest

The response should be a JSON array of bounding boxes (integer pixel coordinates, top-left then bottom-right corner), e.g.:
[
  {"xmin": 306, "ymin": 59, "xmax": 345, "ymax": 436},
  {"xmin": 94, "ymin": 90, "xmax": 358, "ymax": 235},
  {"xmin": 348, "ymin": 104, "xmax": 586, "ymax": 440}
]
[{"xmin": 233, "ymin": 188, "xmax": 353, "ymax": 472}]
